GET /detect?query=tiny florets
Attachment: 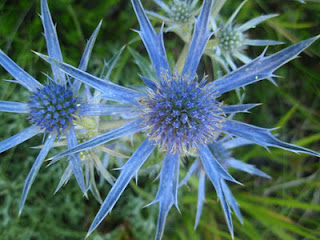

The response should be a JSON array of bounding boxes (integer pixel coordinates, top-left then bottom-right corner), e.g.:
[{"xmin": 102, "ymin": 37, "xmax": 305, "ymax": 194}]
[
  {"xmin": 77, "ymin": 132, "xmax": 96, "ymax": 160},
  {"xmin": 216, "ymin": 26, "xmax": 245, "ymax": 53},
  {"xmin": 170, "ymin": 0, "xmax": 192, "ymax": 23},
  {"xmin": 28, "ymin": 83, "xmax": 78, "ymax": 133},
  {"xmin": 141, "ymin": 73, "xmax": 225, "ymax": 153}
]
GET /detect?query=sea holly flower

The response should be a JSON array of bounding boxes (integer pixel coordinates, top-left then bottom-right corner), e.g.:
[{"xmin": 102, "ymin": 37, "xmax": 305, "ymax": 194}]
[
  {"xmin": 37, "ymin": 0, "xmax": 319, "ymax": 238},
  {"xmin": 146, "ymin": 0, "xmax": 201, "ymax": 41},
  {"xmin": 206, "ymin": 0, "xmax": 282, "ymax": 73},
  {"xmin": 179, "ymin": 136, "xmax": 271, "ymax": 229},
  {"xmin": 0, "ymin": 0, "xmax": 139, "ymax": 213}
]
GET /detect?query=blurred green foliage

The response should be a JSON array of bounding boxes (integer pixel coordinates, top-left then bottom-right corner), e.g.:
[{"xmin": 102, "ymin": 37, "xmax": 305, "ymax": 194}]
[{"xmin": 0, "ymin": 0, "xmax": 319, "ymax": 239}]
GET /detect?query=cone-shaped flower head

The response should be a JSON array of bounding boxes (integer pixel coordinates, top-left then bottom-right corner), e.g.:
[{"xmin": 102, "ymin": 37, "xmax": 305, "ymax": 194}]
[
  {"xmin": 141, "ymin": 73, "xmax": 224, "ymax": 153},
  {"xmin": 169, "ymin": 0, "xmax": 194, "ymax": 23},
  {"xmin": 150, "ymin": 0, "xmax": 199, "ymax": 24},
  {"xmin": 216, "ymin": 25, "xmax": 245, "ymax": 53},
  {"xmin": 146, "ymin": 0, "xmax": 200, "ymax": 40},
  {"xmin": 208, "ymin": 0, "xmax": 282, "ymax": 72},
  {"xmin": 28, "ymin": 83, "xmax": 78, "ymax": 133}
]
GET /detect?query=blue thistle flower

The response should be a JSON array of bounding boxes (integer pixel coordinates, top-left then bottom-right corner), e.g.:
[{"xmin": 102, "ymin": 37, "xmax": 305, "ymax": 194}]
[
  {"xmin": 28, "ymin": 83, "xmax": 78, "ymax": 133},
  {"xmin": 141, "ymin": 72, "xmax": 223, "ymax": 153},
  {"xmin": 169, "ymin": 0, "xmax": 194, "ymax": 23},
  {"xmin": 208, "ymin": 0, "xmax": 283, "ymax": 72},
  {"xmin": 0, "ymin": 0, "xmax": 136, "ymax": 213},
  {"xmin": 37, "ymin": 0, "xmax": 319, "ymax": 239},
  {"xmin": 150, "ymin": 0, "xmax": 200, "ymax": 23},
  {"xmin": 146, "ymin": 0, "xmax": 201, "ymax": 40}
]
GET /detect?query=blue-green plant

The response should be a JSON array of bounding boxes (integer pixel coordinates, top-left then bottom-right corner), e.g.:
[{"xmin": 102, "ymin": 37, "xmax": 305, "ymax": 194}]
[
  {"xmin": 36, "ymin": 0, "xmax": 320, "ymax": 239},
  {"xmin": 206, "ymin": 0, "xmax": 282, "ymax": 73},
  {"xmin": 0, "ymin": 0, "xmax": 124, "ymax": 213},
  {"xmin": 146, "ymin": 0, "xmax": 201, "ymax": 41}
]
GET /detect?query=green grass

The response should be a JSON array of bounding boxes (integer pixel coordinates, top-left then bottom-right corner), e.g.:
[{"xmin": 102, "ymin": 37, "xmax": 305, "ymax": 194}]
[{"xmin": 0, "ymin": 0, "xmax": 320, "ymax": 239}]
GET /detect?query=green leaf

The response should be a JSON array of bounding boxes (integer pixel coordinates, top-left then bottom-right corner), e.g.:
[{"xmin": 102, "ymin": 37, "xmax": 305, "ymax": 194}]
[{"xmin": 238, "ymin": 193, "xmax": 320, "ymax": 211}]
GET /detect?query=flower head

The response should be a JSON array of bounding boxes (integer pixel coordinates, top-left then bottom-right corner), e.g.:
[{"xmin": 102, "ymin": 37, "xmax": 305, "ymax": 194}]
[
  {"xmin": 0, "ymin": 0, "xmax": 116, "ymax": 213},
  {"xmin": 141, "ymin": 72, "xmax": 223, "ymax": 153},
  {"xmin": 28, "ymin": 82, "xmax": 78, "ymax": 133},
  {"xmin": 207, "ymin": 0, "xmax": 282, "ymax": 72},
  {"xmin": 169, "ymin": 0, "xmax": 194, "ymax": 23},
  {"xmin": 146, "ymin": 0, "xmax": 200, "ymax": 40},
  {"xmin": 216, "ymin": 25, "xmax": 245, "ymax": 53},
  {"xmin": 39, "ymin": 0, "xmax": 319, "ymax": 239}
]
